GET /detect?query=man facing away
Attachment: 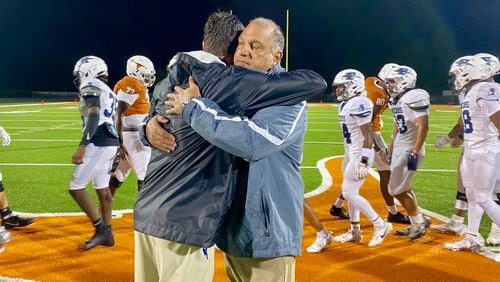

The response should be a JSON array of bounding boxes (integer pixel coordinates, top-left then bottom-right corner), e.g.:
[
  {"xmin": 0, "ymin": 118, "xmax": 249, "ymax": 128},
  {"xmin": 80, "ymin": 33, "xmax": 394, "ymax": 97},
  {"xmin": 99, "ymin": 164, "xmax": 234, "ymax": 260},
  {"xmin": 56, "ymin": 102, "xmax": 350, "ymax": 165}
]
[
  {"xmin": 165, "ymin": 17, "xmax": 325, "ymax": 281},
  {"xmin": 134, "ymin": 13, "xmax": 326, "ymax": 282}
]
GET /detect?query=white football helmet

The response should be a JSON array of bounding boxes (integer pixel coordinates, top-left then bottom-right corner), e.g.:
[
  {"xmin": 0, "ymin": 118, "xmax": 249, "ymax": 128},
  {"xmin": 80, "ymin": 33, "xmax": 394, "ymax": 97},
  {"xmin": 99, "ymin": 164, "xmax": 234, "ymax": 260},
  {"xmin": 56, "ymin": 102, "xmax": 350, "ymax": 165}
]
[
  {"xmin": 127, "ymin": 55, "xmax": 156, "ymax": 87},
  {"xmin": 449, "ymin": 55, "xmax": 488, "ymax": 91},
  {"xmin": 333, "ymin": 69, "xmax": 366, "ymax": 101},
  {"xmin": 378, "ymin": 63, "xmax": 399, "ymax": 81},
  {"xmin": 475, "ymin": 53, "xmax": 499, "ymax": 78},
  {"xmin": 385, "ymin": 65, "xmax": 417, "ymax": 97},
  {"xmin": 73, "ymin": 56, "xmax": 108, "ymax": 87}
]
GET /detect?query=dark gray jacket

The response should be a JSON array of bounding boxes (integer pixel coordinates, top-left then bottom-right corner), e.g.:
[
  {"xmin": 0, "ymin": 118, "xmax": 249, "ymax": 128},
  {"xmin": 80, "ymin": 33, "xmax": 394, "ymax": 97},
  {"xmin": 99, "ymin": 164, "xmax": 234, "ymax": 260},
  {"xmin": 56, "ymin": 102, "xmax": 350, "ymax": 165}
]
[{"xmin": 134, "ymin": 51, "xmax": 326, "ymax": 247}]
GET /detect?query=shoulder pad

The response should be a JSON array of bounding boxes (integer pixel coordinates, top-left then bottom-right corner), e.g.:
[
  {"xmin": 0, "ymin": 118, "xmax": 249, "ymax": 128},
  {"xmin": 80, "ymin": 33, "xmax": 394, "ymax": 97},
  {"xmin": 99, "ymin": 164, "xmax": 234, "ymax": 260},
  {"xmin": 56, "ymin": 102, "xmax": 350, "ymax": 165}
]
[
  {"xmin": 404, "ymin": 89, "xmax": 430, "ymax": 110},
  {"xmin": 349, "ymin": 97, "xmax": 373, "ymax": 117},
  {"xmin": 81, "ymin": 86, "xmax": 101, "ymax": 98},
  {"xmin": 474, "ymin": 82, "xmax": 500, "ymax": 100}
]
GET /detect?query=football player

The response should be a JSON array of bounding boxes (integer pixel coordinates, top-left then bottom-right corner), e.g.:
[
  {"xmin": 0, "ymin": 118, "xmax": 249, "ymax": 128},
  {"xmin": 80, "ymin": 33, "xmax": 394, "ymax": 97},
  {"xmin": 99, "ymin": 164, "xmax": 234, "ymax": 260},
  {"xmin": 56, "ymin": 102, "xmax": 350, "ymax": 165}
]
[
  {"xmin": 432, "ymin": 53, "xmax": 500, "ymax": 243},
  {"xmin": 444, "ymin": 55, "xmax": 500, "ymax": 251},
  {"xmin": 331, "ymin": 69, "xmax": 392, "ymax": 247},
  {"xmin": 109, "ymin": 55, "xmax": 155, "ymax": 195},
  {"xmin": 70, "ymin": 56, "xmax": 120, "ymax": 250},
  {"xmin": 330, "ymin": 63, "xmax": 411, "ymax": 224},
  {"xmin": 385, "ymin": 65, "xmax": 431, "ymax": 240}
]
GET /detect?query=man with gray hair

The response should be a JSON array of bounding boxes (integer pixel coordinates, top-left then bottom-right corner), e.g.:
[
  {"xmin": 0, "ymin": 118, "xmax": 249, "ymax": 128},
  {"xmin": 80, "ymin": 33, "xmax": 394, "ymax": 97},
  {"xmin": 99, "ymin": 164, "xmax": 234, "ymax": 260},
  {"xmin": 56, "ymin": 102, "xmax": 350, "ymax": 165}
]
[
  {"xmin": 135, "ymin": 14, "xmax": 326, "ymax": 282},
  {"xmin": 165, "ymin": 17, "xmax": 321, "ymax": 281}
]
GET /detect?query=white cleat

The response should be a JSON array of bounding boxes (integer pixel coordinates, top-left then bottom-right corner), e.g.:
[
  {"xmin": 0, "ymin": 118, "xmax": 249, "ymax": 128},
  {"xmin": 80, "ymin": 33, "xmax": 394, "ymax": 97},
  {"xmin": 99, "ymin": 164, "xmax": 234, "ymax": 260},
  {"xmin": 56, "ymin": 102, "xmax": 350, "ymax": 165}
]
[
  {"xmin": 369, "ymin": 222, "xmax": 393, "ymax": 247},
  {"xmin": 430, "ymin": 221, "xmax": 466, "ymax": 236},
  {"xmin": 333, "ymin": 229, "xmax": 362, "ymax": 243},
  {"xmin": 444, "ymin": 238, "xmax": 483, "ymax": 252},
  {"xmin": 306, "ymin": 231, "xmax": 334, "ymax": 253},
  {"xmin": 0, "ymin": 226, "xmax": 11, "ymax": 245},
  {"xmin": 486, "ymin": 223, "xmax": 500, "ymax": 245}
]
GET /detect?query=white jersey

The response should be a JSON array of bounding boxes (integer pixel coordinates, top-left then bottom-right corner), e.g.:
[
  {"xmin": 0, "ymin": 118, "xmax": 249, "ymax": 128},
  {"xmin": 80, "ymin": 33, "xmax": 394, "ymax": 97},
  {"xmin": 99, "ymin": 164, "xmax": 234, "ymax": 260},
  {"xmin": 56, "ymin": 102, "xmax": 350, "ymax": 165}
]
[
  {"xmin": 79, "ymin": 77, "xmax": 116, "ymax": 126},
  {"xmin": 338, "ymin": 96, "xmax": 373, "ymax": 159},
  {"xmin": 460, "ymin": 81, "xmax": 500, "ymax": 154},
  {"xmin": 389, "ymin": 89, "xmax": 430, "ymax": 153}
]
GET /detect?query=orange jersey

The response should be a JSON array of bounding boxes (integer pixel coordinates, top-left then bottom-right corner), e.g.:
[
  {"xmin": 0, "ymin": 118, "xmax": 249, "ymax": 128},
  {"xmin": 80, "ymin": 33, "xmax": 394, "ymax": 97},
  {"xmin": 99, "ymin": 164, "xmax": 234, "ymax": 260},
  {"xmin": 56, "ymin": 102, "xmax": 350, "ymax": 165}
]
[
  {"xmin": 113, "ymin": 76, "xmax": 150, "ymax": 115},
  {"xmin": 365, "ymin": 77, "xmax": 389, "ymax": 132}
]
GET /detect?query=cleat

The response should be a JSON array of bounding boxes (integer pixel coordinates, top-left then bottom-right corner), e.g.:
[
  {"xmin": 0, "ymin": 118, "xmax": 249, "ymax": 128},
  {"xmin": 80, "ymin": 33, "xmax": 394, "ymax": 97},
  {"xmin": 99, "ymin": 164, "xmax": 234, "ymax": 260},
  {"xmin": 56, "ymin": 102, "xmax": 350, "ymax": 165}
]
[
  {"xmin": 430, "ymin": 221, "xmax": 466, "ymax": 236},
  {"xmin": 4, "ymin": 215, "xmax": 35, "ymax": 229},
  {"xmin": 408, "ymin": 224, "xmax": 426, "ymax": 240},
  {"xmin": 486, "ymin": 223, "xmax": 500, "ymax": 245},
  {"xmin": 387, "ymin": 211, "xmax": 411, "ymax": 224},
  {"xmin": 445, "ymin": 238, "xmax": 483, "ymax": 252},
  {"xmin": 0, "ymin": 227, "xmax": 11, "ymax": 245},
  {"xmin": 333, "ymin": 229, "xmax": 362, "ymax": 243},
  {"xmin": 329, "ymin": 206, "xmax": 350, "ymax": 219},
  {"xmin": 83, "ymin": 225, "xmax": 114, "ymax": 250},
  {"xmin": 369, "ymin": 222, "xmax": 392, "ymax": 247},
  {"xmin": 396, "ymin": 216, "xmax": 430, "ymax": 237},
  {"xmin": 306, "ymin": 231, "xmax": 334, "ymax": 253}
]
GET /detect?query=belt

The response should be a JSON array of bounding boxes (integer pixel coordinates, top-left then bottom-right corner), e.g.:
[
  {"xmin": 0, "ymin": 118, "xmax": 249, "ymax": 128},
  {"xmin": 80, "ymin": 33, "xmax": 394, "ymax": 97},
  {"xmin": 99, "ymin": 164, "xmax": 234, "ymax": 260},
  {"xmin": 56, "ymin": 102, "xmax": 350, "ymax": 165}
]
[{"xmin": 122, "ymin": 127, "xmax": 139, "ymax": 132}]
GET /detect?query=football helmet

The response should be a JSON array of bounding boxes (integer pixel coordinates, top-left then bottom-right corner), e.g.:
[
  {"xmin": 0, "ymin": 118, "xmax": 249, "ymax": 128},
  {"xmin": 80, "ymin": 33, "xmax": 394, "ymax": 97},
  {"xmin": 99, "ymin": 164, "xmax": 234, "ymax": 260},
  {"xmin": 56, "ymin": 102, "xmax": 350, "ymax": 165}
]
[
  {"xmin": 449, "ymin": 55, "xmax": 488, "ymax": 91},
  {"xmin": 378, "ymin": 63, "xmax": 399, "ymax": 81},
  {"xmin": 333, "ymin": 69, "xmax": 366, "ymax": 100},
  {"xmin": 385, "ymin": 65, "xmax": 417, "ymax": 97},
  {"xmin": 126, "ymin": 55, "xmax": 156, "ymax": 87},
  {"xmin": 475, "ymin": 53, "xmax": 499, "ymax": 78},
  {"xmin": 73, "ymin": 56, "xmax": 108, "ymax": 87}
]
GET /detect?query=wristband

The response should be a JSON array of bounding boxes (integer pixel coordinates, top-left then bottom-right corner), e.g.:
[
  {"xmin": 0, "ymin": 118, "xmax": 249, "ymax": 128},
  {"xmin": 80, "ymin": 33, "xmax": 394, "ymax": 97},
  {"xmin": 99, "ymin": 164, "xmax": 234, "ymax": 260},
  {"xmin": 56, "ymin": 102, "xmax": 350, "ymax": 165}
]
[{"xmin": 361, "ymin": 148, "xmax": 374, "ymax": 160}]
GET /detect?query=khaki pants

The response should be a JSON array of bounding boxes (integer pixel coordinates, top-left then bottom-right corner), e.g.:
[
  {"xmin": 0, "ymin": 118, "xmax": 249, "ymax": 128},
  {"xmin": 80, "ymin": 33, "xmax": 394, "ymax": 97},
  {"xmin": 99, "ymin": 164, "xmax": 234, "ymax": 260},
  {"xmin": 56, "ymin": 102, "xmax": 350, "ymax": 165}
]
[
  {"xmin": 224, "ymin": 254, "xmax": 295, "ymax": 282},
  {"xmin": 134, "ymin": 231, "xmax": 214, "ymax": 282}
]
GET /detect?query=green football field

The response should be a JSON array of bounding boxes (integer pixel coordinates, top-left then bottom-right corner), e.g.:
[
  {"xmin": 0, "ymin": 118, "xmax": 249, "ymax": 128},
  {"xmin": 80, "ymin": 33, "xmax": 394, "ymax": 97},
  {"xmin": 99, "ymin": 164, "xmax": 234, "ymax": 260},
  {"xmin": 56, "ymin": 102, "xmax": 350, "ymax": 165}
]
[{"xmin": 0, "ymin": 101, "xmax": 493, "ymax": 235}]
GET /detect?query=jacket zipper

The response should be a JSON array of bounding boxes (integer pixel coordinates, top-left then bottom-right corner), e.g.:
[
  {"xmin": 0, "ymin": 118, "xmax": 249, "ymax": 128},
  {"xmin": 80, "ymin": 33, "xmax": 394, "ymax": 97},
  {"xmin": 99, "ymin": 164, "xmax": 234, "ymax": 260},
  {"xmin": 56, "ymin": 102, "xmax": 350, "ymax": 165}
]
[{"xmin": 261, "ymin": 190, "xmax": 271, "ymax": 237}]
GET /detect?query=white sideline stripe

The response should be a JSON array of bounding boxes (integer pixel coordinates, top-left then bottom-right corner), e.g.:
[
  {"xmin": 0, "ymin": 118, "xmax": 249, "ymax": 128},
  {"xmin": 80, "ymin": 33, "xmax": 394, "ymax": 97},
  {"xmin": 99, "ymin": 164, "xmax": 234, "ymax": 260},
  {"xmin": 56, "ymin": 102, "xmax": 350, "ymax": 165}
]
[
  {"xmin": 0, "ymin": 102, "xmax": 73, "ymax": 108},
  {"xmin": 13, "ymin": 139, "xmax": 79, "ymax": 142},
  {"xmin": 0, "ymin": 163, "xmax": 74, "ymax": 166},
  {"xmin": 0, "ymin": 276, "xmax": 37, "ymax": 282},
  {"xmin": 304, "ymin": 155, "xmax": 451, "ymax": 225},
  {"xmin": 16, "ymin": 209, "xmax": 133, "ymax": 218}
]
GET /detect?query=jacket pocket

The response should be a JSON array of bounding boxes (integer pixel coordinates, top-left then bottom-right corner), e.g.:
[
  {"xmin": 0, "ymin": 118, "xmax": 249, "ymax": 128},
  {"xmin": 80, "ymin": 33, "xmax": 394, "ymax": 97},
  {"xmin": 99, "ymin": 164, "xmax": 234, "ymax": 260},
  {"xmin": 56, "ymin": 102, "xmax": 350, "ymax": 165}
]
[{"xmin": 260, "ymin": 189, "xmax": 271, "ymax": 237}]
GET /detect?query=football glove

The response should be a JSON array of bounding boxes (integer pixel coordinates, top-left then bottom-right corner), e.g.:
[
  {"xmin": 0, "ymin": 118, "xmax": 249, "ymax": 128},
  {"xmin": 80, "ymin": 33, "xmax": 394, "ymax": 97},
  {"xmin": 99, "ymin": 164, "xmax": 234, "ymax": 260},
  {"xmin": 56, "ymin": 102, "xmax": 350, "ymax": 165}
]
[
  {"xmin": 385, "ymin": 150, "xmax": 392, "ymax": 165},
  {"xmin": 434, "ymin": 135, "xmax": 451, "ymax": 149},
  {"xmin": 0, "ymin": 127, "xmax": 11, "ymax": 146},
  {"xmin": 407, "ymin": 152, "xmax": 419, "ymax": 171},
  {"xmin": 355, "ymin": 161, "xmax": 369, "ymax": 180}
]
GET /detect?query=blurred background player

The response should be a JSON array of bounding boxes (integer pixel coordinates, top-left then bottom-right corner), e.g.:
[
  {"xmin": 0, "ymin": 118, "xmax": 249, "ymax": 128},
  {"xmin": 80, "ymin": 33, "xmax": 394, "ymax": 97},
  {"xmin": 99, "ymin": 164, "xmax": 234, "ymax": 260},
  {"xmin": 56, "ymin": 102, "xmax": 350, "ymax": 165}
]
[
  {"xmin": 331, "ymin": 69, "xmax": 392, "ymax": 247},
  {"xmin": 70, "ymin": 56, "xmax": 120, "ymax": 250},
  {"xmin": 305, "ymin": 199, "xmax": 334, "ymax": 253},
  {"xmin": 434, "ymin": 53, "xmax": 500, "ymax": 245},
  {"xmin": 385, "ymin": 65, "xmax": 431, "ymax": 240},
  {"xmin": 444, "ymin": 55, "xmax": 500, "ymax": 251},
  {"xmin": 109, "ymin": 55, "xmax": 155, "ymax": 195},
  {"xmin": 330, "ymin": 63, "xmax": 410, "ymax": 224},
  {"xmin": 0, "ymin": 126, "xmax": 35, "ymax": 231}
]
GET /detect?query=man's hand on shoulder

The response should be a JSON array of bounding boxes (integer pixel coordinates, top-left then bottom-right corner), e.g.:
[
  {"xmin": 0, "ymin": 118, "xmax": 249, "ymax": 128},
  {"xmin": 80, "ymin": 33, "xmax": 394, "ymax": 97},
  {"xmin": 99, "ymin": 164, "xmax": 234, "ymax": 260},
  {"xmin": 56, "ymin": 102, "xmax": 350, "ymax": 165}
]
[
  {"xmin": 146, "ymin": 115, "xmax": 177, "ymax": 152},
  {"xmin": 165, "ymin": 76, "xmax": 201, "ymax": 115}
]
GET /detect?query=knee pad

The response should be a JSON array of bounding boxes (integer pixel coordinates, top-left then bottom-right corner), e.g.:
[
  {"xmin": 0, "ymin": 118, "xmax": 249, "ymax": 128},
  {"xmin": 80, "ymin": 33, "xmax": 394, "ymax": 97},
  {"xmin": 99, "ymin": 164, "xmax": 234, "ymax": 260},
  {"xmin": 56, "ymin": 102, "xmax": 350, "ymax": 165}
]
[{"xmin": 467, "ymin": 189, "xmax": 492, "ymax": 203}]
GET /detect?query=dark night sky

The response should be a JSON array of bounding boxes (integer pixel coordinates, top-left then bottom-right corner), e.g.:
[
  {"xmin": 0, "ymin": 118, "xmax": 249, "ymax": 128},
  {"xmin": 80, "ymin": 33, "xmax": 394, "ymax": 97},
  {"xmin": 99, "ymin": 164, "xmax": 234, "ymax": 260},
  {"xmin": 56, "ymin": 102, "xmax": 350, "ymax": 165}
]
[{"xmin": 0, "ymin": 0, "xmax": 499, "ymax": 95}]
